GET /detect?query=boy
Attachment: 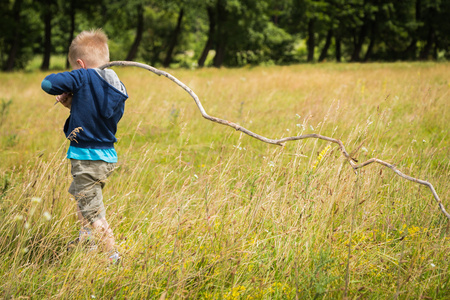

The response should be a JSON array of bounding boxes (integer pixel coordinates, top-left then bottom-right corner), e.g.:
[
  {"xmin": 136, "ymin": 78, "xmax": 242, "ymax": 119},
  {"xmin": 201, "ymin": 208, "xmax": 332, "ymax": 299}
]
[{"xmin": 41, "ymin": 29, "xmax": 128, "ymax": 263}]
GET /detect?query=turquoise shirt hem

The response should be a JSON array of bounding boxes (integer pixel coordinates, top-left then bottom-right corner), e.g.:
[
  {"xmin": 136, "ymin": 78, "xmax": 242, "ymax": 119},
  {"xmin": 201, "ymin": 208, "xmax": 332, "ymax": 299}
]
[{"xmin": 67, "ymin": 146, "xmax": 118, "ymax": 163}]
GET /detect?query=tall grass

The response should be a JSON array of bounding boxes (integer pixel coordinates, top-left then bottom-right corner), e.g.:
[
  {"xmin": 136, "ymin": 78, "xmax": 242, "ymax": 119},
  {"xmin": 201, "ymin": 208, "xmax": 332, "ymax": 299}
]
[{"xmin": 0, "ymin": 62, "xmax": 449, "ymax": 299}]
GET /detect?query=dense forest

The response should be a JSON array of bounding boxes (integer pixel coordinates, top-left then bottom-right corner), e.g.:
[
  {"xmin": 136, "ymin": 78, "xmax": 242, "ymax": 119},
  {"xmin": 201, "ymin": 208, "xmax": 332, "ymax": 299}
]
[{"xmin": 1, "ymin": 0, "xmax": 449, "ymax": 71}]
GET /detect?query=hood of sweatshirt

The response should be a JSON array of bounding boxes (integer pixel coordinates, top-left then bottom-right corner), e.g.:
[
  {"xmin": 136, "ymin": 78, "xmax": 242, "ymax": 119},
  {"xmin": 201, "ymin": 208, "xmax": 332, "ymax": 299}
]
[{"xmin": 92, "ymin": 68, "xmax": 128, "ymax": 119}]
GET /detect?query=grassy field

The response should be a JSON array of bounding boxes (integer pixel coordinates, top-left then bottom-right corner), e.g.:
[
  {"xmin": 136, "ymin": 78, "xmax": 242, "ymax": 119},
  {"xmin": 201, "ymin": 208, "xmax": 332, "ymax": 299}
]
[{"xmin": 0, "ymin": 62, "xmax": 449, "ymax": 299}]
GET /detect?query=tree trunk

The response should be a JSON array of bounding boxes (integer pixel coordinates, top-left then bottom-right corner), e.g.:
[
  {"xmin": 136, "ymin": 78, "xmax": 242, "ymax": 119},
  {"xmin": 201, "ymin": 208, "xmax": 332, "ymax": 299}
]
[
  {"xmin": 4, "ymin": 0, "xmax": 23, "ymax": 71},
  {"xmin": 363, "ymin": 37, "xmax": 374, "ymax": 62},
  {"xmin": 41, "ymin": 3, "xmax": 52, "ymax": 70},
  {"xmin": 335, "ymin": 36, "xmax": 341, "ymax": 62},
  {"xmin": 307, "ymin": 18, "xmax": 315, "ymax": 62},
  {"xmin": 419, "ymin": 26, "xmax": 435, "ymax": 60},
  {"xmin": 198, "ymin": 6, "xmax": 215, "ymax": 67},
  {"xmin": 350, "ymin": 19, "xmax": 369, "ymax": 62},
  {"xmin": 213, "ymin": 44, "xmax": 226, "ymax": 67},
  {"xmin": 66, "ymin": 0, "xmax": 75, "ymax": 69},
  {"xmin": 419, "ymin": 5, "xmax": 435, "ymax": 60},
  {"xmin": 163, "ymin": 7, "xmax": 184, "ymax": 68},
  {"xmin": 126, "ymin": 4, "xmax": 144, "ymax": 61},
  {"xmin": 363, "ymin": 20, "xmax": 376, "ymax": 62},
  {"xmin": 404, "ymin": 39, "xmax": 417, "ymax": 60},
  {"xmin": 318, "ymin": 29, "xmax": 332, "ymax": 62},
  {"xmin": 271, "ymin": 5, "xmax": 280, "ymax": 25},
  {"xmin": 403, "ymin": 0, "xmax": 421, "ymax": 60},
  {"xmin": 213, "ymin": 0, "xmax": 227, "ymax": 68}
]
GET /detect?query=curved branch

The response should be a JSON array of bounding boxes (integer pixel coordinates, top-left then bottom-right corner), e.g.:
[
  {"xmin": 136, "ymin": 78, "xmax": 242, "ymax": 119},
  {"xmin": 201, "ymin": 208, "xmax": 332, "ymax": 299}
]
[
  {"xmin": 350, "ymin": 158, "xmax": 449, "ymax": 219},
  {"xmin": 100, "ymin": 61, "xmax": 449, "ymax": 220}
]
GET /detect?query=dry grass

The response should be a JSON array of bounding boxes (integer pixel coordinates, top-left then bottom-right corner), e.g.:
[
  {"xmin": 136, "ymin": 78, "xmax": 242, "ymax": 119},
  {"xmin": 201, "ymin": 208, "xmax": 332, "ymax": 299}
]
[{"xmin": 0, "ymin": 62, "xmax": 449, "ymax": 299}]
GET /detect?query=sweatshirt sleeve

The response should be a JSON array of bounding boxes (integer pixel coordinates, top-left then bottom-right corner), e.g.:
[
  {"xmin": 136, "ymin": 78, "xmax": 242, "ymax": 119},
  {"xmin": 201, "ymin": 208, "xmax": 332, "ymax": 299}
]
[{"xmin": 41, "ymin": 69, "xmax": 85, "ymax": 95}]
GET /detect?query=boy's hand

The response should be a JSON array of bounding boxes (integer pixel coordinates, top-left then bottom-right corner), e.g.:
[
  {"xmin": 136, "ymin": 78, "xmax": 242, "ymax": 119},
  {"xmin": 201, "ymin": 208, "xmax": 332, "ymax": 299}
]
[{"xmin": 55, "ymin": 92, "xmax": 73, "ymax": 109}]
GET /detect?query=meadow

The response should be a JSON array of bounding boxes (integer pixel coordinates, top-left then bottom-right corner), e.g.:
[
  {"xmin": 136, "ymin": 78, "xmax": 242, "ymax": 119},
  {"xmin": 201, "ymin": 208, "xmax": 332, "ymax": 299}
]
[{"xmin": 0, "ymin": 62, "xmax": 449, "ymax": 299}]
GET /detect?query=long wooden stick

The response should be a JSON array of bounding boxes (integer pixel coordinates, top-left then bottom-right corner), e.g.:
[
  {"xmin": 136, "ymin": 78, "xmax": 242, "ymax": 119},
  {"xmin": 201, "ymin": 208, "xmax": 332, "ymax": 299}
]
[{"xmin": 100, "ymin": 61, "xmax": 449, "ymax": 220}]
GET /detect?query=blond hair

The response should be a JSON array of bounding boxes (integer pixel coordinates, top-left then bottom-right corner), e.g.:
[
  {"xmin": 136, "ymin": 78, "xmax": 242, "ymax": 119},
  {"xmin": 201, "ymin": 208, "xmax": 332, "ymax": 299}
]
[{"xmin": 68, "ymin": 29, "xmax": 109, "ymax": 68}]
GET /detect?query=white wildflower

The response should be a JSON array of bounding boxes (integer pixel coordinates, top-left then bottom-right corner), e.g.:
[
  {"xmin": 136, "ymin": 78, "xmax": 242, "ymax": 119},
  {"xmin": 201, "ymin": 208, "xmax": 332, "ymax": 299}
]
[
  {"xmin": 14, "ymin": 215, "xmax": 24, "ymax": 221},
  {"xmin": 31, "ymin": 197, "xmax": 42, "ymax": 203},
  {"xmin": 43, "ymin": 211, "xmax": 51, "ymax": 221}
]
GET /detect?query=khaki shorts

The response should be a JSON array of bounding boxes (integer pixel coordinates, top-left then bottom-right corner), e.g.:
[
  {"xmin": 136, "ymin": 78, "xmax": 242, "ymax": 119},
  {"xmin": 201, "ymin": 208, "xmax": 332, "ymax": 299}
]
[{"xmin": 68, "ymin": 159, "xmax": 116, "ymax": 223}]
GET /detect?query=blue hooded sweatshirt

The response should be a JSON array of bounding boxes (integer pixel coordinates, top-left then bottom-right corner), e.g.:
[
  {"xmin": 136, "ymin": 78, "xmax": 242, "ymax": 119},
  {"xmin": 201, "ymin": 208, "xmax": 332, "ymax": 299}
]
[{"xmin": 41, "ymin": 68, "xmax": 128, "ymax": 153}]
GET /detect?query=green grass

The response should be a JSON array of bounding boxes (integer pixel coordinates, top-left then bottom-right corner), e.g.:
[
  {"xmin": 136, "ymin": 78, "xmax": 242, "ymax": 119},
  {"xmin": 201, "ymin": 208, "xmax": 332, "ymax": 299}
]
[{"xmin": 0, "ymin": 62, "xmax": 449, "ymax": 299}]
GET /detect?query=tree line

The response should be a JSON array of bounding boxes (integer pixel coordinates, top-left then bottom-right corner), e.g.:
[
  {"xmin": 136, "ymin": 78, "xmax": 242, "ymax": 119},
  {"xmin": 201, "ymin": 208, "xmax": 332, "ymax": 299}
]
[{"xmin": 1, "ymin": 0, "xmax": 449, "ymax": 71}]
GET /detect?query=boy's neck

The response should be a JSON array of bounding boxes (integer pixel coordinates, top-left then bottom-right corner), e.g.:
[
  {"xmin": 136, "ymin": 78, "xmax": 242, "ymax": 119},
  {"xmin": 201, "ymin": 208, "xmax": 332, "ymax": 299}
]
[{"xmin": 75, "ymin": 59, "xmax": 102, "ymax": 70}]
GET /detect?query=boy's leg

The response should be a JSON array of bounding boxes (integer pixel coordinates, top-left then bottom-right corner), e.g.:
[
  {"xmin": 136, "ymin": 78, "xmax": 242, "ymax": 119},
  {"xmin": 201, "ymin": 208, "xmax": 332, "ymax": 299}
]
[
  {"xmin": 73, "ymin": 206, "xmax": 115, "ymax": 252},
  {"xmin": 76, "ymin": 206, "xmax": 95, "ymax": 245},
  {"xmin": 77, "ymin": 206, "xmax": 89, "ymax": 227},
  {"xmin": 92, "ymin": 217, "xmax": 120, "ymax": 263},
  {"xmin": 91, "ymin": 217, "xmax": 115, "ymax": 252},
  {"xmin": 67, "ymin": 206, "xmax": 95, "ymax": 251},
  {"xmin": 69, "ymin": 159, "xmax": 116, "ymax": 252}
]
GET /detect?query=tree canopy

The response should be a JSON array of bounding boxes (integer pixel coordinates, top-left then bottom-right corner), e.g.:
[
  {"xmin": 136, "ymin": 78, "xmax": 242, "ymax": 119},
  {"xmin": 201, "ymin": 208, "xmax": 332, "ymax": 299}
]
[{"xmin": 1, "ymin": 0, "xmax": 449, "ymax": 71}]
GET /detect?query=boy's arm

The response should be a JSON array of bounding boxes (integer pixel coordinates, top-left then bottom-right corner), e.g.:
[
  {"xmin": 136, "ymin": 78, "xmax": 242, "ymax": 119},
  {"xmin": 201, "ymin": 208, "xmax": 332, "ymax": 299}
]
[{"xmin": 41, "ymin": 70, "xmax": 84, "ymax": 96}]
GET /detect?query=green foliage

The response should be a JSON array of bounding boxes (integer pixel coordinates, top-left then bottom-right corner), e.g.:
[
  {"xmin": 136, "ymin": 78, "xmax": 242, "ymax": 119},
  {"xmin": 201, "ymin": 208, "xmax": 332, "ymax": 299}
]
[
  {"xmin": 1, "ymin": 0, "xmax": 42, "ymax": 70},
  {"xmin": 139, "ymin": 4, "xmax": 185, "ymax": 66},
  {"xmin": 301, "ymin": 248, "xmax": 339, "ymax": 298},
  {"xmin": 1, "ymin": 0, "xmax": 450, "ymax": 68}
]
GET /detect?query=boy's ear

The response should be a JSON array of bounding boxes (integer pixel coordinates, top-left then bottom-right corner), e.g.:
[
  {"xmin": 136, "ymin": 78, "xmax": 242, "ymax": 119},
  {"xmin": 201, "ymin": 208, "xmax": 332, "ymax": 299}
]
[{"xmin": 76, "ymin": 59, "xmax": 86, "ymax": 69}]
